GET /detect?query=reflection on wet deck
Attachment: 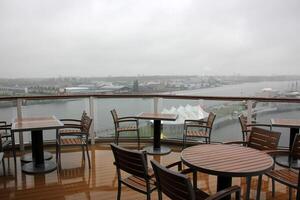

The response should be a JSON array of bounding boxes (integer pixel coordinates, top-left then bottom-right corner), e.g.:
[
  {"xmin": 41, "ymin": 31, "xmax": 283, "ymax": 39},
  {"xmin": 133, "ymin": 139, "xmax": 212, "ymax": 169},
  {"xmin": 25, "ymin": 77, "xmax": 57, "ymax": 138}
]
[{"xmin": 0, "ymin": 144, "xmax": 294, "ymax": 200}]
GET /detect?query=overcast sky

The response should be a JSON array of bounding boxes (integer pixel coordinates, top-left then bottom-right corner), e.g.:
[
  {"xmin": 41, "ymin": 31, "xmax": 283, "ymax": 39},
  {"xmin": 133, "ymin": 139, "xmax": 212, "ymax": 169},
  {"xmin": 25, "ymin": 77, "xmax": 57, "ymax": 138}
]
[{"xmin": 0, "ymin": 0, "xmax": 299, "ymax": 78}]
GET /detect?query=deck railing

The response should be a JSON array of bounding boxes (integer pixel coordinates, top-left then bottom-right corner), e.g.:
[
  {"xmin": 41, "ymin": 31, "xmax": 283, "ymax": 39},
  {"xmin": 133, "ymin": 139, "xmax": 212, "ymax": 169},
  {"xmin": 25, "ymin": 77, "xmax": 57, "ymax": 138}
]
[{"xmin": 1, "ymin": 94, "xmax": 300, "ymax": 151}]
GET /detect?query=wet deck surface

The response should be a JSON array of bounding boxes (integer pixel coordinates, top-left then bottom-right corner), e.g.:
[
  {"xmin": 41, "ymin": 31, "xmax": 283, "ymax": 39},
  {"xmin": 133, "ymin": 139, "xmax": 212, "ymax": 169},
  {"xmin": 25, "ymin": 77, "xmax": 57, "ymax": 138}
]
[{"xmin": 0, "ymin": 143, "xmax": 294, "ymax": 200}]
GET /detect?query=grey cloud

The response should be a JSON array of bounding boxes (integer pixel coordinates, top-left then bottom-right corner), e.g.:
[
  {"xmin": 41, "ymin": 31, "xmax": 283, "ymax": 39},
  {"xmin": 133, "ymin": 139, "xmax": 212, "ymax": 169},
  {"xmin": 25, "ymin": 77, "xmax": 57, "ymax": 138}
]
[{"xmin": 0, "ymin": 0, "xmax": 299, "ymax": 78}]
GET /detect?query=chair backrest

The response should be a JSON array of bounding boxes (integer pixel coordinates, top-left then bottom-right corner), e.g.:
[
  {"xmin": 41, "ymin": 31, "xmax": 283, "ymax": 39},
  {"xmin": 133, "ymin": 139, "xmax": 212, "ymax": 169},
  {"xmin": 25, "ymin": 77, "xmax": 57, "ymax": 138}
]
[
  {"xmin": 206, "ymin": 112, "xmax": 216, "ymax": 129},
  {"xmin": 248, "ymin": 127, "xmax": 281, "ymax": 151},
  {"xmin": 238, "ymin": 114, "xmax": 248, "ymax": 132},
  {"xmin": 81, "ymin": 114, "xmax": 92, "ymax": 134},
  {"xmin": 151, "ymin": 160, "xmax": 195, "ymax": 200},
  {"xmin": 110, "ymin": 109, "xmax": 119, "ymax": 127},
  {"xmin": 110, "ymin": 143, "xmax": 149, "ymax": 179},
  {"xmin": 0, "ymin": 122, "xmax": 12, "ymax": 151},
  {"xmin": 291, "ymin": 134, "xmax": 300, "ymax": 160}
]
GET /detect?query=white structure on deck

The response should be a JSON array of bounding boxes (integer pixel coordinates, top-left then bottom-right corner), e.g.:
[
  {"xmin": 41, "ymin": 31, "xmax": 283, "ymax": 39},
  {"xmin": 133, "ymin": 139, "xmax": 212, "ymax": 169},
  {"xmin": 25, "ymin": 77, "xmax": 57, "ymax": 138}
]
[{"xmin": 161, "ymin": 104, "xmax": 209, "ymax": 124}]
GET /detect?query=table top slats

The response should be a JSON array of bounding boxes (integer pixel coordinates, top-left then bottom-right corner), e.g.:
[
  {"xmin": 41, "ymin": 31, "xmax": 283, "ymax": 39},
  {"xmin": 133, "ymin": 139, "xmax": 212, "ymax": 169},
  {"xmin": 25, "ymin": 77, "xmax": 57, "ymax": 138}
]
[
  {"xmin": 11, "ymin": 116, "xmax": 64, "ymax": 132},
  {"xmin": 181, "ymin": 144, "xmax": 273, "ymax": 177}
]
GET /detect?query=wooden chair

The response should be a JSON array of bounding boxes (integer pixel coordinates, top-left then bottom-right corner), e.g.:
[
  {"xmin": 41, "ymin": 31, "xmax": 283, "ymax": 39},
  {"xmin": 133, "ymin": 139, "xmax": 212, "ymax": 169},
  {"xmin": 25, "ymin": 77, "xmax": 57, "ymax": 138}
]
[
  {"xmin": 265, "ymin": 134, "xmax": 300, "ymax": 200},
  {"xmin": 56, "ymin": 111, "xmax": 93, "ymax": 168},
  {"xmin": 150, "ymin": 159, "xmax": 241, "ymax": 200},
  {"xmin": 226, "ymin": 126, "xmax": 281, "ymax": 151},
  {"xmin": 238, "ymin": 114, "xmax": 271, "ymax": 142},
  {"xmin": 183, "ymin": 112, "xmax": 216, "ymax": 147},
  {"xmin": 111, "ymin": 109, "xmax": 140, "ymax": 150},
  {"xmin": 225, "ymin": 127, "xmax": 281, "ymax": 200},
  {"xmin": 110, "ymin": 143, "xmax": 186, "ymax": 200},
  {"xmin": 0, "ymin": 121, "xmax": 16, "ymax": 162}
]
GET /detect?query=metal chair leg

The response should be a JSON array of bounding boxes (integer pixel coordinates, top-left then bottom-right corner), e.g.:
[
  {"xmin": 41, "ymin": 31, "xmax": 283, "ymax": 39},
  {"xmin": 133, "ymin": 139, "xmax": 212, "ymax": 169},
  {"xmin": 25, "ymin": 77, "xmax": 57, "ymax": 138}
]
[
  {"xmin": 82, "ymin": 145, "xmax": 85, "ymax": 160},
  {"xmin": 117, "ymin": 180, "xmax": 121, "ymax": 200},
  {"xmin": 158, "ymin": 189, "xmax": 162, "ymax": 200},
  {"xmin": 256, "ymin": 175, "xmax": 262, "ymax": 200},
  {"xmin": 193, "ymin": 170, "xmax": 197, "ymax": 190},
  {"xmin": 272, "ymin": 179, "xmax": 275, "ymax": 197},
  {"xmin": 246, "ymin": 176, "xmax": 251, "ymax": 200},
  {"xmin": 85, "ymin": 144, "xmax": 91, "ymax": 169}
]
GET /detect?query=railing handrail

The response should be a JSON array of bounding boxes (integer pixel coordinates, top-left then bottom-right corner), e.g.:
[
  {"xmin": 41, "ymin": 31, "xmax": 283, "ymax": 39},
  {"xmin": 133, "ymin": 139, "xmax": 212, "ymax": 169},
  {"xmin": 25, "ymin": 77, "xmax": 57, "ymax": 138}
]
[{"xmin": 0, "ymin": 93, "xmax": 300, "ymax": 103}]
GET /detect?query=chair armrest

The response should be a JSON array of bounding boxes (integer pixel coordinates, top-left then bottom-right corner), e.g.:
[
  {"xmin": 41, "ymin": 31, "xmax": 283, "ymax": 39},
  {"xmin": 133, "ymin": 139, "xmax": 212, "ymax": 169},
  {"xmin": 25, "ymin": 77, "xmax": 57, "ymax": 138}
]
[
  {"xmin": 223, "ymin": 141, "xmax": 247, "ymax": 146},
  {"xmin": 246, "ymin": 123, "xmax": 271, "ymax": 127},
  {"xmin": 184, "ymin": 119, "xmax": 206, "ymax": 123},
  {"xmin": 264, "ymin": 149, "xmax": 290, "ymax": 157},
  {"xmin": 205, "ymin": 185, "xmax": 241, "ymax": 200},
  {"xmin": 165, "ymin": 161, "xmax": 182, "ymax": 171},
  {"xmin": 0, "ymin": 121, "xmax": 7, "ymax": 126},
  {"xmin": 60, "ymin": 119, "xmax": 81, "ymax": 123},
  {"xmin": 118, "ymin": 116, "xmax": 137, "ymax": 120},
  {"xmin": 61, "ymin": 124, "xmax": 82, "ymax": 128},
  {"xmin": 0, "ymin": 124, "xmax": 11, "ymax": 130}
]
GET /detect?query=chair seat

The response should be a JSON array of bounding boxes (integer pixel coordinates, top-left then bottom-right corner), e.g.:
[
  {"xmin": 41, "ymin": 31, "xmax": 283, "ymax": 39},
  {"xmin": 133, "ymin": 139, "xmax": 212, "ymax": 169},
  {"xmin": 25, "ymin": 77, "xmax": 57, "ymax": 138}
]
[
  {"xmin": 186, "ymin": 130, "xmax": 209, "ymax": 138},
  {"xmin": 195, "ymin": 188, "xmax": 210, "ymax": 200},
  {"xmin": 266, "ymin": 169, "xmax": 298, "ymax": 188},
  {"xmin": 59, "ymin": 129, "xmax": 81, "ymax": 135},
  {"xmin": 123, "ymin": 175, "xmax": 156, "ymax": 193},
  {"xmin": 60, "ymin": 138, "xmax": 84, "ymax": 145},
  {"xmin": 117, "ymin": 126, "xmax": 138, "ymax": 132}
]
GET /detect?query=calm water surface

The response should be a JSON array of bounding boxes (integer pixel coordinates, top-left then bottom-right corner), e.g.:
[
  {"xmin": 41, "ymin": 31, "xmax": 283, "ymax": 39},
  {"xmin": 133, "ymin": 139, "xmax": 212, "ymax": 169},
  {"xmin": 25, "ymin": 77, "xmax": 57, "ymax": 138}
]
[{"xmin": 0, "ymin": 81, "xmax": 298, "ymax": 146}]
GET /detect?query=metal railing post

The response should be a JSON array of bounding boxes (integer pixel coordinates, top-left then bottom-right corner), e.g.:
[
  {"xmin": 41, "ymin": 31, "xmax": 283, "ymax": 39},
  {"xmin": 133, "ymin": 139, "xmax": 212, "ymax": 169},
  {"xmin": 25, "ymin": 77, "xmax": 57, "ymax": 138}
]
[
  {"xmin": 89, "ymin": 96, "xmax": 95, "ymax": 145},
  {"xmin": 17, "ymin": 98, "xmax": 24, "ymax": 151}
]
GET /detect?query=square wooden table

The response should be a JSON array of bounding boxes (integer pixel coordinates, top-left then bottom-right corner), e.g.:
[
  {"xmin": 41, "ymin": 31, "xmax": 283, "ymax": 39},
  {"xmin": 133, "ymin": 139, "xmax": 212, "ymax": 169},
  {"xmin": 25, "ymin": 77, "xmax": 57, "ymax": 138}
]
[
  {"xmin": 11, "ymin": 116, "xmax": 64, "ymax": 174},
  {"xmin": 136, "ymin": 112, "xmax": 177, "ymax": 155},
  {"xmin": 271, "ymin": 118, "xmax": 300, "ymax": 168}
]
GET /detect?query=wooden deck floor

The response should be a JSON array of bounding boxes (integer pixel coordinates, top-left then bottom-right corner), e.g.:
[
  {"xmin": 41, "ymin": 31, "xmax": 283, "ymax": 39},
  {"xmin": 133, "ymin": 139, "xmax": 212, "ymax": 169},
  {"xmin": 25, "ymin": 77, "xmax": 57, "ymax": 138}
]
[{"xmin": 0, "ymin": 144, "xmax": 295, "ymax": 200}]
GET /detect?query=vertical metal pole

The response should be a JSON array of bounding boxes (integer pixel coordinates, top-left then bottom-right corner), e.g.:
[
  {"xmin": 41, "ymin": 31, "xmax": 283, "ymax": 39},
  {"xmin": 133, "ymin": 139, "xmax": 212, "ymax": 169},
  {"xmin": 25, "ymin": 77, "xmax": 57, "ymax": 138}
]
[
  {"xmin": 17, "ymin": 98, "xmax": 24, "ymax": 151},
  {"xmin": 246, "ymin": 100, "xmax": 253, "ymax": 124},
  {"xmin": 89, "ymin": 96, "xmax": 95, "ymax": 145},
  {"xmin": 154, "ymin": 97, "xmax": 159, "ymax": 114}
]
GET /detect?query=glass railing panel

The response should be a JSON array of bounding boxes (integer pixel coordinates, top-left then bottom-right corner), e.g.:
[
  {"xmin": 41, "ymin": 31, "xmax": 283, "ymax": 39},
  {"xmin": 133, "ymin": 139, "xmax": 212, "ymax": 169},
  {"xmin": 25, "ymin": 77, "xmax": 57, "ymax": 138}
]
[
  {"xmin": 255, "ymin": 102, "xmax": 300, "ymax": 147},
  {"xmin": 160, "ymin": 98, "xmax": 247, "ymax": 142},
  {"xmin": 204, "ymin": 100, "xmax": 246, "ymax": 143},
  {"xmin": 0, "ymin": 100, "xmax": 17, "ymax": 122},
  {"xmin": 21, "ymin": 98, "xmax": 89, "ymax": 143},
  {"xmin": 94, "ymin": 98, "xmax": 154, "ymax": 138},
  {"xmin": 159, "ymin": 98, "xmax": 203, "ymax": 140},
  {"xmin": 0, "ymin": 100, "xmax": 18, "ymax": 144}
]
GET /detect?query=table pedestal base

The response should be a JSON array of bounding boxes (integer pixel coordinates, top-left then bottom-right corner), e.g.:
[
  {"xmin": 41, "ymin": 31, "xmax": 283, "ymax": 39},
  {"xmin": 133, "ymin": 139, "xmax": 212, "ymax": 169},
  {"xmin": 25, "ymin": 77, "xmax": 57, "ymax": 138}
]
[
  {"xmin": 21, "ymin": 151, "xmax": 53, "ymax": 163},
  {"xmin": 143, "ymin": 145, "xmax": 171, "ymax": 155},
  {"xmin": 22, "ymin": 160, "xmax": 57, "ymax": 174}
]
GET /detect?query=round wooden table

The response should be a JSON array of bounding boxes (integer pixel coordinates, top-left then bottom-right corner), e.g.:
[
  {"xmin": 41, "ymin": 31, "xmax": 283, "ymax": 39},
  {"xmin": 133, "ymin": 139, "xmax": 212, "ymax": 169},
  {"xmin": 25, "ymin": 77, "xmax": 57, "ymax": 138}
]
[{"xmin": 181, "ymin": 144, "xmax": 274, "ymax": 200}]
